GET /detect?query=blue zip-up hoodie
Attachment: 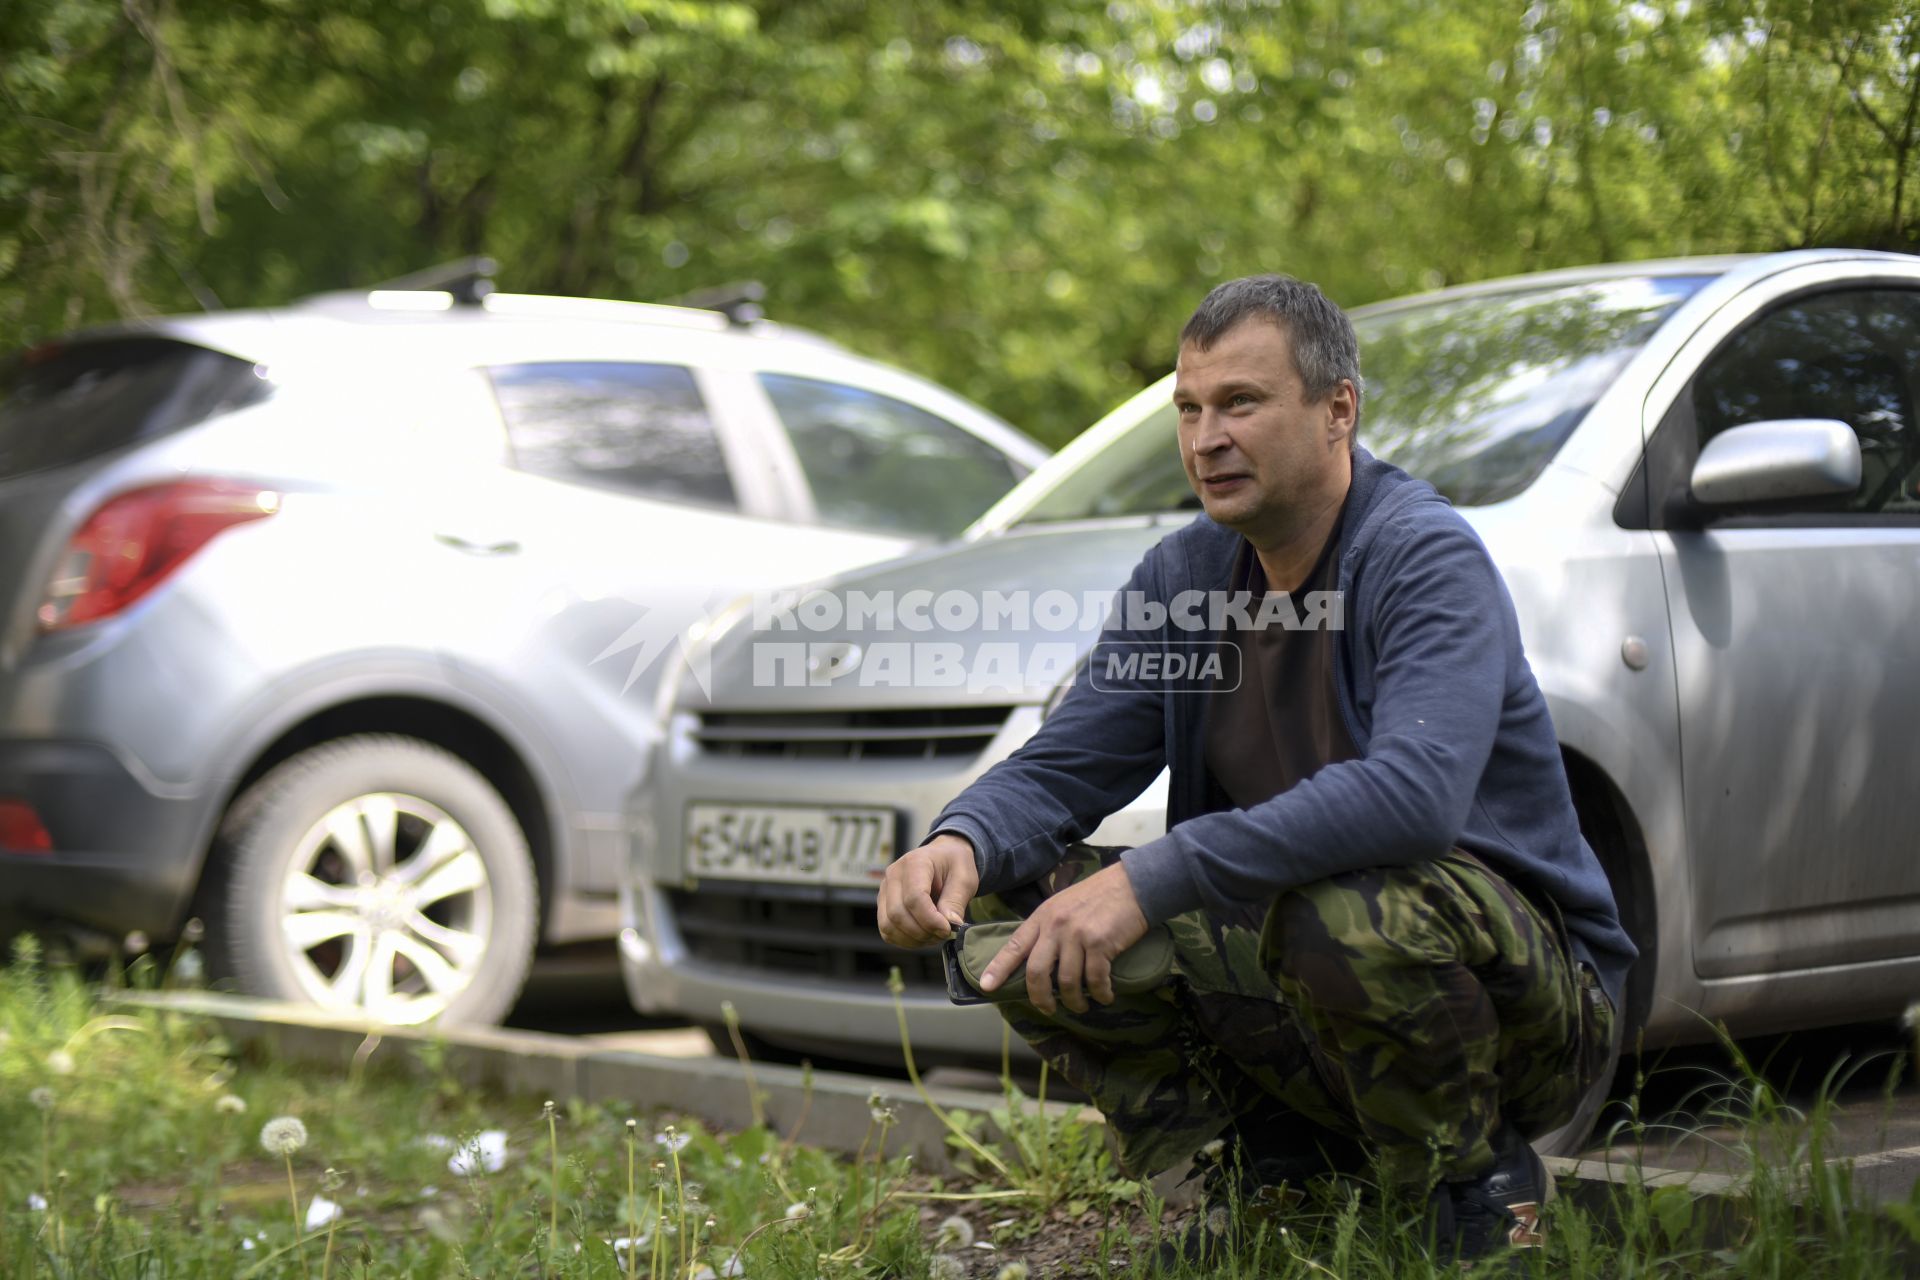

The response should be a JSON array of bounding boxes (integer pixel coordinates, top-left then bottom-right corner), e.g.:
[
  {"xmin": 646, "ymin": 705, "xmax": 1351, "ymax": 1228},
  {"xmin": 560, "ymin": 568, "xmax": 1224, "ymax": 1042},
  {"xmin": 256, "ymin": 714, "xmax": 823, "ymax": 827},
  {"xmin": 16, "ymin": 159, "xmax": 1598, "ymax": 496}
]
[{"xmin": 931, "ymin": 447, "xmax": 1637, "ymax": 1014}]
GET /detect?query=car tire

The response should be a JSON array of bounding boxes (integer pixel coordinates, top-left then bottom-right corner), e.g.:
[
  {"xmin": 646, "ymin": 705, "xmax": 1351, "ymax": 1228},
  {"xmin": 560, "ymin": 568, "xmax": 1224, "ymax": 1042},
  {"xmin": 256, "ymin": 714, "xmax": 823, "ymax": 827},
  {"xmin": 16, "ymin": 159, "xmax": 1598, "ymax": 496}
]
[{"xmin": 204, "ymin": 735, "xmax": 538, "ymax": 1027}]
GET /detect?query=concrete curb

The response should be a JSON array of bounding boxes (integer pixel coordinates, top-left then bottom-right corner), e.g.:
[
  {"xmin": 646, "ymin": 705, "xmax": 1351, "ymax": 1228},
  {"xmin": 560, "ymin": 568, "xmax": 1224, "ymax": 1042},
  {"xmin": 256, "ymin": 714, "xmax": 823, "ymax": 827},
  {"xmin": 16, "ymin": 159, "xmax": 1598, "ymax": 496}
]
[
  {"xmin": 108, "ymin": 990, "xmax": 1839, "ymax": 1228},
  {"xmin": 108, "ymin": 991, "xmax": 1096, "ymax": 1176}
]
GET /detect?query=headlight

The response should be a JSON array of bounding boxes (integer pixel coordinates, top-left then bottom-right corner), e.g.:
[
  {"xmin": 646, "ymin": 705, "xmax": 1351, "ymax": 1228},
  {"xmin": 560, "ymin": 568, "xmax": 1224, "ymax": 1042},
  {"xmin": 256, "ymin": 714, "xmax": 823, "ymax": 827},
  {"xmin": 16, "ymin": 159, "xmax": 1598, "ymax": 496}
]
[{"xmin": 649, "ymin": 592, "xmax": 757, "ymax": 725}]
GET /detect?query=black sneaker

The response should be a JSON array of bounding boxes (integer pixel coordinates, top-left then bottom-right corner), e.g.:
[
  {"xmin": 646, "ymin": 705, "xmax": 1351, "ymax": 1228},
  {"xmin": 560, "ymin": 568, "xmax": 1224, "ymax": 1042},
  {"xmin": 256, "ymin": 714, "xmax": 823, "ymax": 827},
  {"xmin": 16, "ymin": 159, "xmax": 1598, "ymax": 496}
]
[{"xmin": 1445, "ymin": 1124, "xmax": 1552, "ymax": 1266}]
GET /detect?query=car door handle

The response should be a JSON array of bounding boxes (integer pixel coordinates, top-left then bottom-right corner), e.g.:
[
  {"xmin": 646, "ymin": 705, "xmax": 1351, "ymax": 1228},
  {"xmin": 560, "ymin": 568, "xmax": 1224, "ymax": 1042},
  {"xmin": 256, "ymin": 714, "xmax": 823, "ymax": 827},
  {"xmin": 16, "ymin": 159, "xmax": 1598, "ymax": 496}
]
[{"xmin": 434, "ymin": 532, "xmax": 522, "ymax": 556}]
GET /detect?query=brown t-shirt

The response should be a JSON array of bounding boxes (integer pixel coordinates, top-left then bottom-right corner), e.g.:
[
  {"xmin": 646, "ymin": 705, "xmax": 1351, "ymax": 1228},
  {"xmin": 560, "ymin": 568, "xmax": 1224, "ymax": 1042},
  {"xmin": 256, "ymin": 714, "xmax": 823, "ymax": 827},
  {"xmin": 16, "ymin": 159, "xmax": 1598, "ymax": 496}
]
[{"xmin": 1203, "ymin": 525, "xmax": 1358, "ymax": 810}]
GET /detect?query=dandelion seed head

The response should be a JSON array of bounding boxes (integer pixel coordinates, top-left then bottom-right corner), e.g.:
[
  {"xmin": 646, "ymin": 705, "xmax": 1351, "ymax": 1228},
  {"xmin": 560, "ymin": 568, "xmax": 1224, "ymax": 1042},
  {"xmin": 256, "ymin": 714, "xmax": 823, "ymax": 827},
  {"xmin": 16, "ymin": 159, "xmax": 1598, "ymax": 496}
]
[
  {"xmin": 26, "ymin": 1193, "xmax": 47, "ymax": 1212},
  {"xmin": 215, "ymin": 1094, "xmax": 247, "ymax": 1115},
  {"xmin": 934, "ymin": 1214, "xmax": 975, "ymax": 1250},
  {"xmin": 46, "ymin": 1050, "xmax": 74, "ymax": 1077},
  {"xmin": 1206, "ymin": 1205, "xmax": 1230, "ymax": 1237},
  {"xmin": 29, "ymin": 1087, "xmax": 54, "ymax": 1112},
  {"xmin": 929, "ymin": 1254, "xmax": 966, "ymax": 1280},
  {"xmin": 260, "ymin": 1115, "xmax": 309, "ymax": 1157},
  {"xmin": 542, "ymin": 1099, "xmax": 555, "ymax": 1117},
  {"xmin": 785, "ymin": 1201, "xmax": 811, "ymax": 1218},
  {"xmin": 996, "ymin": 1263, "xmax": 1031, "ymax": 1280}
]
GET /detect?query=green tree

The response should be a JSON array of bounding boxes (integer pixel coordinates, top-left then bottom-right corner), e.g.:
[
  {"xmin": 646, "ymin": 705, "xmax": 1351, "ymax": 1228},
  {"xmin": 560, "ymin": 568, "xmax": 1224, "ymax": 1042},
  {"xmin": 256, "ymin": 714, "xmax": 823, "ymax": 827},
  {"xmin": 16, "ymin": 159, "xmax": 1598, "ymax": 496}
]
[{"xmin": 5, "ymin": 0, "xmax": 1920, "ymax": 446}]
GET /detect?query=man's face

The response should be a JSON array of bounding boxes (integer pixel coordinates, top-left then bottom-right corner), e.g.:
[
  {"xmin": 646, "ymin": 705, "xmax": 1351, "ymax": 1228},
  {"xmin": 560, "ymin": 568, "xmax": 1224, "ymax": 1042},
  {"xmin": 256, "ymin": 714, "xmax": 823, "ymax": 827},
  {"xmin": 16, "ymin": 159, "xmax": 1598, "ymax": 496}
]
[{"xmin": 1173, "ymin": 318, "xmax": 1356, "ymax": 545}]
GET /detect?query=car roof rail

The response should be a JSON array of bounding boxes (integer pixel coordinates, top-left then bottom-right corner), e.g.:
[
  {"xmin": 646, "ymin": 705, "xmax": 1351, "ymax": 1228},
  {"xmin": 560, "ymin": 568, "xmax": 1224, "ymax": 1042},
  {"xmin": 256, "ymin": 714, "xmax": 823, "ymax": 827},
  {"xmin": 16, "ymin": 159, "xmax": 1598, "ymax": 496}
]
[
  {"xmin": 673, "ymin": 280, "xmax": 766, "ymax": 327},
  {"xmin": 292, "ymin": 257, "xmax": 498, "ymax": 313},
  {"xmin": 361, "ymin": 256, "xmax": 498, "ymax": 306}
]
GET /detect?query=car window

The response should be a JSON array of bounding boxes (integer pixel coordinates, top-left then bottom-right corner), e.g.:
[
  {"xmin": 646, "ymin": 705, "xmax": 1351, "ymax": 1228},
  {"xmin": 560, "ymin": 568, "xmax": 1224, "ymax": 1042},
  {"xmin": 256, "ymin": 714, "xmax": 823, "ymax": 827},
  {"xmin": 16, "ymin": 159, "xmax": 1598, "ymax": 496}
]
[
  {"xmin": 488, "ymin": 361, "xmax": 737, "ymax": 509},
  {"xmin": 0, "ymin": 338, "xmax": 270, "ymax": 481},
  {"xmin": 1692, "ymin": 289, "xmax": 1920, "ymax": 515},
  {"xmin": 1015, "ymin": 275, "xmax": 1711, "ymax": 521},
  {"xmin": 758, "ymin": 373, "xmax": 1022, "ymax": 538}
]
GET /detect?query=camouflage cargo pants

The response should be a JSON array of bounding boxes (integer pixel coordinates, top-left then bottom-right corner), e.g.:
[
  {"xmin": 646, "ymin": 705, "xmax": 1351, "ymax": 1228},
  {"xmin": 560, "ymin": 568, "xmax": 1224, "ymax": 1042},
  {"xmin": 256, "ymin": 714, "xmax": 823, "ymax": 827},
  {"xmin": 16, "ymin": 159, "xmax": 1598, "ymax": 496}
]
[{"xmin": 970, "ymin": 844, "xmax": 1615, "ymax": 1191}]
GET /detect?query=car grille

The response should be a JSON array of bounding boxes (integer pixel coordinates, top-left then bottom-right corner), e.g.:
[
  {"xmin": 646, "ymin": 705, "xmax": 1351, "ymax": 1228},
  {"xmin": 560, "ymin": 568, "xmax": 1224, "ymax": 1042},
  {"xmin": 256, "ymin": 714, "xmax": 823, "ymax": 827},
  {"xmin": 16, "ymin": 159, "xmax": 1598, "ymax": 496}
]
[
  {"xmin": 692, "ymin": 706, "xmax": 1016, "ymax": 761},
  {"xmin": 667, "ymin": 885, "xmax": 947, "ymax": 992}
]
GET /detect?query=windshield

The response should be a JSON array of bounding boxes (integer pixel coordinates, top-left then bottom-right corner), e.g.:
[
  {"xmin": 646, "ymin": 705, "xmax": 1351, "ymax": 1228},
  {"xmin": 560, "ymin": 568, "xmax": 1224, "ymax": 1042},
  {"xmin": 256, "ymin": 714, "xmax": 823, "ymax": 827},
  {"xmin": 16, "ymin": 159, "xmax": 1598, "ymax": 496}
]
[{"xmin": 1015, "ymin": 274, "xmax": 1710, "ymax": 520}]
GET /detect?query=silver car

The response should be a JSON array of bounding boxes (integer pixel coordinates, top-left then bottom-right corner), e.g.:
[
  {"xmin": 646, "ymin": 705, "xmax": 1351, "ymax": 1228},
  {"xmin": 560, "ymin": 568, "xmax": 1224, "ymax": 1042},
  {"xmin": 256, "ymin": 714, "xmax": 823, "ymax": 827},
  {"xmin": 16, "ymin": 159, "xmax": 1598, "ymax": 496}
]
[
  {"xmin": 0, "ymin": 272, "xmax": 1046, "ymax": 1025},
  {"xmin": 627, "ymin": 249, "xmax": 1920, "ymax": 1077}
]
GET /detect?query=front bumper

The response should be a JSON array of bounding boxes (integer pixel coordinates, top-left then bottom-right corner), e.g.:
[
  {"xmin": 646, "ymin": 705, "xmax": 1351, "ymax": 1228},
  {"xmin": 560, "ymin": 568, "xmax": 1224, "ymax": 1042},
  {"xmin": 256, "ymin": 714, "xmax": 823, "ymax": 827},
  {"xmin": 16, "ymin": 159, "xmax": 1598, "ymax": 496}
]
[
  {"xmin": 0, "ymin": 738, "xmax": 211, "ymax": 944},
  {"xmin": 619, "ymin": 704, "xmax": 1169, "ymax": 1063},
  {"xmin": 619, "ymin": 881, "xmax": 1011, "ymax": 1064}
]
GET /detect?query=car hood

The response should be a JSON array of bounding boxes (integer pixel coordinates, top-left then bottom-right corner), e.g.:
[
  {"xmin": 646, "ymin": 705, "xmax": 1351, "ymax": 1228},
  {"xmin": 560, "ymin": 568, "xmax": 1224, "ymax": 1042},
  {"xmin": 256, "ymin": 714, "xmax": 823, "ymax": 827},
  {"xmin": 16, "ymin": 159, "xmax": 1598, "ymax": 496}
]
[{"xmin": 686, "ymin": 517, "xmax": 1185, "ymax": 712}]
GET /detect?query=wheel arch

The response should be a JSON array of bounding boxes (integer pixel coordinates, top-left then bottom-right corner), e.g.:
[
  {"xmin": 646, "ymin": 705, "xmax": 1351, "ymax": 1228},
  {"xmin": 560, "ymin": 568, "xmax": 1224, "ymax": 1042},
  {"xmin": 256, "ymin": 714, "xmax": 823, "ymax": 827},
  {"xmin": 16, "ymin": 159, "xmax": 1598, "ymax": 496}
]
[
  {"xmin": 193, "ymin": 687, "xmax": 566, "ymax": 939},
  {"xmin": 1560, "ymin": 744, "xmax": 1658, "ymax": 1040}
]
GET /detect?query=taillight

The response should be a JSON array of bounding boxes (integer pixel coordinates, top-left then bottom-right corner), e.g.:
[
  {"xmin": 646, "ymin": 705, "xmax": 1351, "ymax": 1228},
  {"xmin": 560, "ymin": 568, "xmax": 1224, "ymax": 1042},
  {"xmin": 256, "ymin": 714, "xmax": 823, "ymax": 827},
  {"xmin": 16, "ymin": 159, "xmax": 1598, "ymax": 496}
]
[
  {"xmin": 37, "ymin": 480, "xmax": 280, "ymax": 631},
  {"xmin": 0, "ymin": 798, "xmax": 52, "ymax": 854}
]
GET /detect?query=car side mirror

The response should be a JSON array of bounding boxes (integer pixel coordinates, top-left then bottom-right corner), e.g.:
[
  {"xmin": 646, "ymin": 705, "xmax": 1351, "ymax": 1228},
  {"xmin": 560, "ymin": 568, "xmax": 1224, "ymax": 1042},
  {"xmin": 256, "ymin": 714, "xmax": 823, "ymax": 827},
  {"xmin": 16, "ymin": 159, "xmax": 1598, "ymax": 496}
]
[{"xmin": 1688, "ymin": 419, "xmax": 1861, "ymax": 508}]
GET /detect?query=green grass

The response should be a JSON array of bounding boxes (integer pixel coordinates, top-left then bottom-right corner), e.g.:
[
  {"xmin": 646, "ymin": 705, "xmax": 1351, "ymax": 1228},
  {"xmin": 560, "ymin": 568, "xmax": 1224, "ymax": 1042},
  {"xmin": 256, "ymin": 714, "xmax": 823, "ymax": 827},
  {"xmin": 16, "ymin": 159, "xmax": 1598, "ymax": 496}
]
[{"xmin": 3, "ymin": 936, "xmax": 1920, "ymax": 1278}]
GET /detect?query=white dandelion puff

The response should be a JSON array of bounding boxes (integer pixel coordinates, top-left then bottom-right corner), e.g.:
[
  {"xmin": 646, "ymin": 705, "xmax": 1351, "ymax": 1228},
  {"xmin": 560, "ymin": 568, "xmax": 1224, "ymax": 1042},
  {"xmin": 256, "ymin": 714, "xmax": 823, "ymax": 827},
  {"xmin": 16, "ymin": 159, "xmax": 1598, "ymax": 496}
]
[
  {"xmin": 1206, "ymin": 1205, "xmax": 1231, "ymax": 1237},
  {"xmin": 996, "ymin": 1263, "xmax": 1031, "ymax": 1280},
  {"xmin": 28, "ymin": 1087, "xmax": 54, "ymax": 1113},
  {"xmin": 929, "ymin": 1254, "xmax": 966, "ymax": 1280},
  {"xmin": 46, "ymin": 1050, "xmax": 74, "ymax": 1077},
  {"xmin": 215, "ymin": 1094, "xmax": 247, "ymax": 1115},
  {"xmin": 785, "ymin": 1201, "xmax": 811, "ymax": 1219},
  {"xmin": 305, "ymin": 1195, "xmax": 342, "ymax": 1230},
  {"xmin": 26, "ymin": 1193, "xmax": 47, "ymax": 1212},
  {"xmin": 934, "ymin": 1214, "xmax": 975, "ymax": 1251},
  {"xmin": 260, "ymin": 1116, "xmax": 308, "ymax": 1157},
  {"xmin": 653, "ymin": 1129, "xmax": 692, "ymax": 1153},
  {"xmin": 448, "ymin": 1130, "xmax": 508, "ymax": 1175}
]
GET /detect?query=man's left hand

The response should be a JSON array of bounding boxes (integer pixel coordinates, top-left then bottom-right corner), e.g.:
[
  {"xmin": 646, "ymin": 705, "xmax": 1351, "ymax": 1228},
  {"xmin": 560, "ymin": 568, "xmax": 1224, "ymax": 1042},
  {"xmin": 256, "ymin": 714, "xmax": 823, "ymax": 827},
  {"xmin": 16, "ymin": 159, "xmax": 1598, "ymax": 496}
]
[{"xmin": 977, "ymin": 863, "xmax": 1150, "ymax": 1015}]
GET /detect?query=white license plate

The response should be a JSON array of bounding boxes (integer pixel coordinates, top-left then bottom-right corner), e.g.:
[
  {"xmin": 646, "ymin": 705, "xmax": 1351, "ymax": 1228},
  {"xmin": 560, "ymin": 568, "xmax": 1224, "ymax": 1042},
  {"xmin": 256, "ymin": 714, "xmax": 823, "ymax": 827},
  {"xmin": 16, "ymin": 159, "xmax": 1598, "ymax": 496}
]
[{"xmin": 685, "ymin": 804, "xmax": 896, "ymax": 887}]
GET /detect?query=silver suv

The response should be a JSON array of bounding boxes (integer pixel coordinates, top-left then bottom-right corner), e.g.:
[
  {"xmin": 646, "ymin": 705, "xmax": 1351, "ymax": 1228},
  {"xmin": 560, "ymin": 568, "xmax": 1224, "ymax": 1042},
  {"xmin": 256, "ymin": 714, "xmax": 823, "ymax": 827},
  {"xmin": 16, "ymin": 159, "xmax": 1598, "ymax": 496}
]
[
  {"xmin": 0, "ymin": 269, "xmax": 1046, "ymax": 1025},
  {"xmin": 629, "ymin": 249, "xmax": 1920, "ymax": 1071}
]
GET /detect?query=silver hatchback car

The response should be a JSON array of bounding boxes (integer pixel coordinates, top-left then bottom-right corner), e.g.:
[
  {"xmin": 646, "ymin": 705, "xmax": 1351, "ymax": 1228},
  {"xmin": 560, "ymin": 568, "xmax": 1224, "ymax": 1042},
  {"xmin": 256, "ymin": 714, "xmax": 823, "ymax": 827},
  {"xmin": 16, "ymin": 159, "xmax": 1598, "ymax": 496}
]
[
  {"xmin": 629, "ymin": 249, "xmax": 1920, "ymax": 1071},
  {"xmin": 0, "ymin": 273, "xmax": 1046, "ymax": 1024}
]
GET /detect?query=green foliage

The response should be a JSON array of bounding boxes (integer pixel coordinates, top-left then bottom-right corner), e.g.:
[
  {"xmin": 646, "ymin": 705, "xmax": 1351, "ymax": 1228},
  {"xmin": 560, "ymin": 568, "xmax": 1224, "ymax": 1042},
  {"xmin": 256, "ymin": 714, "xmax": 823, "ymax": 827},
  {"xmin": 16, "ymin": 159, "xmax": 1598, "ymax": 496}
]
[
  {"xmin": 6, "ymin": 1, "xmax": 1920, "ymax": 444},
  {"xmin": 0, "ymin": 950, "xmax": 933, "ymax": 1278}
]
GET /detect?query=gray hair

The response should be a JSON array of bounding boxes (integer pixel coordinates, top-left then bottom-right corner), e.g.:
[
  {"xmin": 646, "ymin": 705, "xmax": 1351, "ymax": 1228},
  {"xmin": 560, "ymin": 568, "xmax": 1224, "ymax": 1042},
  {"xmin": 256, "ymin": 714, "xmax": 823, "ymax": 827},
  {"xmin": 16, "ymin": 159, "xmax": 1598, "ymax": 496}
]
[{"xmin": 1180, "ymin": 274, "xmax": 1364, "ymax": 433}]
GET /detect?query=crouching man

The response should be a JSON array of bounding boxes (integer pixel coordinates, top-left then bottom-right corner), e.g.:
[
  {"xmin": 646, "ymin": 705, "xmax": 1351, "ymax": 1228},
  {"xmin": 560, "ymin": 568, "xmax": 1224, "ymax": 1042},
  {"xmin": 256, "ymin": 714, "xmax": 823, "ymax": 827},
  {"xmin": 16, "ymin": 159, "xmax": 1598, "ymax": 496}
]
[{"xmin": 876, "ymin": 275, "xmax": 1634, "ymax": 1265}]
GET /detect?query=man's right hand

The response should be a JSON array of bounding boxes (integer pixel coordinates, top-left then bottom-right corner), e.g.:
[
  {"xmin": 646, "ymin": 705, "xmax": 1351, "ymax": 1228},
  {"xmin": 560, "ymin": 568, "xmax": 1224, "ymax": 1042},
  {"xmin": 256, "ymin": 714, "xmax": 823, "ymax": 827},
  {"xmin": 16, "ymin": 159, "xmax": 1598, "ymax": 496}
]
[{"xmin": 876, "ymin": 832, "xmax": 980, "ymax": 948}]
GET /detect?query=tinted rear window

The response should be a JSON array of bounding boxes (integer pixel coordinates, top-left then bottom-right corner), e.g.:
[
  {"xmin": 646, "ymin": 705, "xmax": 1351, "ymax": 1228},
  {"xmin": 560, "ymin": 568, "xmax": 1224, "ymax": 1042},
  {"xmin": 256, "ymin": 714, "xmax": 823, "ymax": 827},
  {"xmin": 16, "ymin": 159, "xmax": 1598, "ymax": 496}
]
[{"xmin": 0, "ymin": 338, "xmax": 271, "ymax": 480}]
